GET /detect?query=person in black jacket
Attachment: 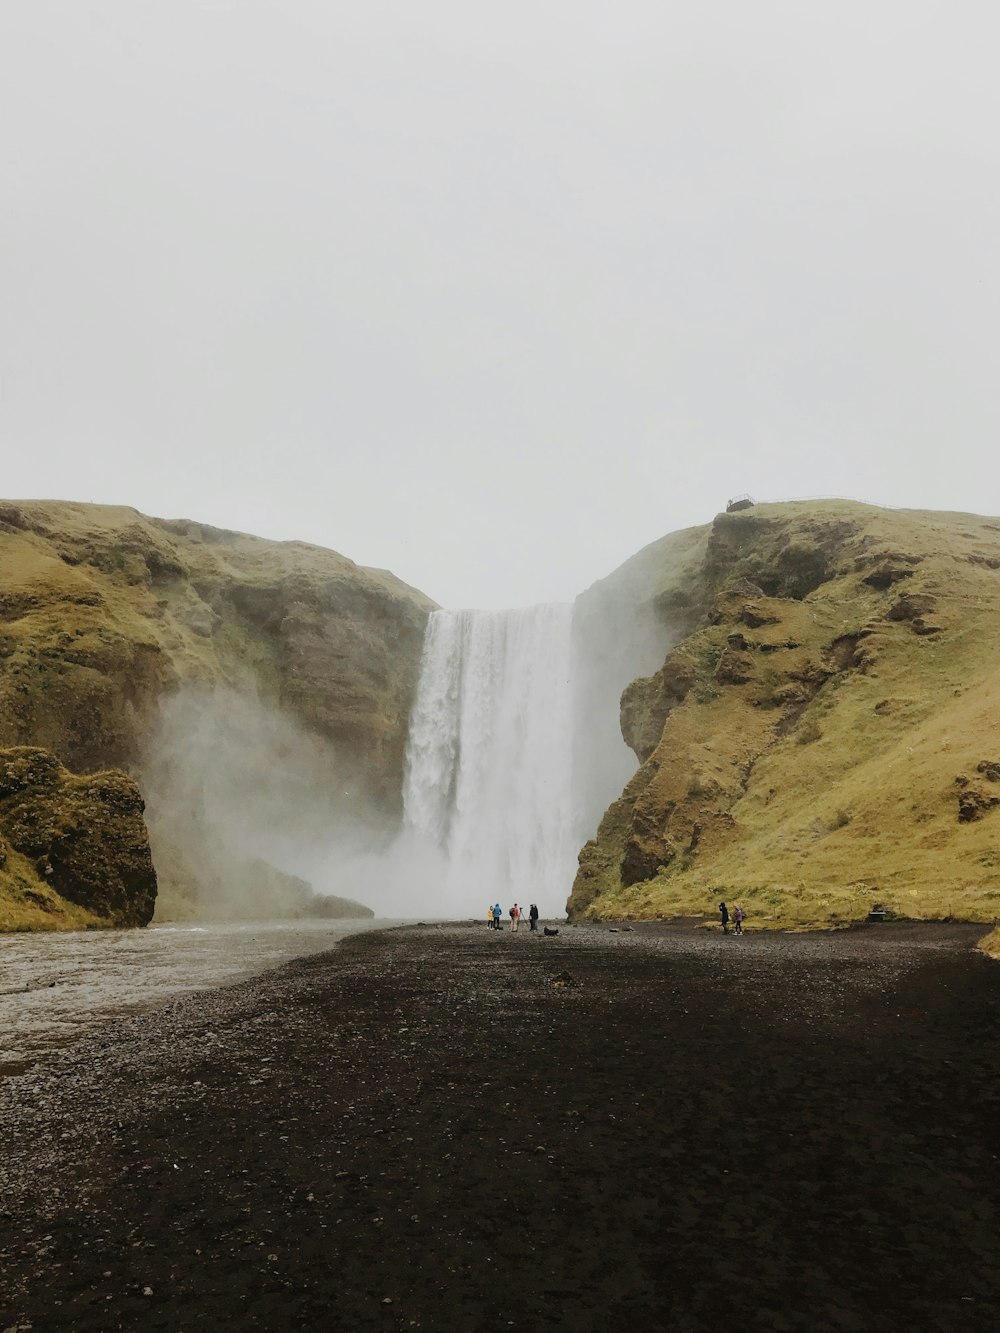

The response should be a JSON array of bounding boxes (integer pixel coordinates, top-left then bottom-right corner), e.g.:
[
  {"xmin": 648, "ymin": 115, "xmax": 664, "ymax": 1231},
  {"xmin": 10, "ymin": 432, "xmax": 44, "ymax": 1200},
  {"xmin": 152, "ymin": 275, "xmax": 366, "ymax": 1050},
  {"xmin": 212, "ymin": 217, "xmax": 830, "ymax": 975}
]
[
  {"xmin": 719, "ymin": 901, "xmax": 730, "ymax": 934},
  {"xmin": 529, "ymin": 903, "xmax": 539, "ymax": 932}
]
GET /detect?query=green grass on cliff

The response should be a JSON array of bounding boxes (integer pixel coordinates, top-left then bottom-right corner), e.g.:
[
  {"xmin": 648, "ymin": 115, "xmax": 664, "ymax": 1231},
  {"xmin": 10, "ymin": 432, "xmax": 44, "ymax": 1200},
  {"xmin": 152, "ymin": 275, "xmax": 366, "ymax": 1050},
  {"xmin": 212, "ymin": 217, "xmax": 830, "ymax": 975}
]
[
  {"xmin": 0, "ymin": 842, "xmax": 104, "ymax": 932},
  {"xmin": 573, "ymin": 500, "xmax": 1000, "ymax": 930}
]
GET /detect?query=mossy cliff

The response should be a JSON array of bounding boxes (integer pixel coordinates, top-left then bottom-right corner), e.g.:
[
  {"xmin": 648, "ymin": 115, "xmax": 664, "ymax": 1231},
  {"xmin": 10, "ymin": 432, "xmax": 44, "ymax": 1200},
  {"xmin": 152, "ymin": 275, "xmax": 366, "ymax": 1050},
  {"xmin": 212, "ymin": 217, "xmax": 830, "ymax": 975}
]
[
  {"xmin": 0, "ymin": 747, "xmax": 156, "ymax": 930},
  {"xmin": 0, "ymin": 501, "xmax": 435, "ymax": 802},
  {"xmin": 0, "ymin": 501, "xmax": 435, "ymax": 928},
  {"xmin": 570, "ymin": 500, "xmax": 1000, "ymax": 928}
]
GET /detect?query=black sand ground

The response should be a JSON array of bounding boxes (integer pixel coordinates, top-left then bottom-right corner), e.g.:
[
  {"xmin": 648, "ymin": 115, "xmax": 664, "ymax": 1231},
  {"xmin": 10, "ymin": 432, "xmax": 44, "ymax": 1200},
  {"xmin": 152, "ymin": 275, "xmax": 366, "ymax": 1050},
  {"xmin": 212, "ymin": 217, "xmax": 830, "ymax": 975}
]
[{"xmin": 1, "ymin": 921, "xmax": 998, "ymax": 1332}]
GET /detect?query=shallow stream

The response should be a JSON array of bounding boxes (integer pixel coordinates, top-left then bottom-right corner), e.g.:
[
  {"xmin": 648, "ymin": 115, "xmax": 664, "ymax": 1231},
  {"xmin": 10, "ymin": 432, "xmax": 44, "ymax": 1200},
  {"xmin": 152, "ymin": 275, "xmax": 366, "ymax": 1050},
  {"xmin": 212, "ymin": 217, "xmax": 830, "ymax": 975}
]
[{"xmin": 0, "ymin": 918, "xmax": 395, "ymax": 1075}]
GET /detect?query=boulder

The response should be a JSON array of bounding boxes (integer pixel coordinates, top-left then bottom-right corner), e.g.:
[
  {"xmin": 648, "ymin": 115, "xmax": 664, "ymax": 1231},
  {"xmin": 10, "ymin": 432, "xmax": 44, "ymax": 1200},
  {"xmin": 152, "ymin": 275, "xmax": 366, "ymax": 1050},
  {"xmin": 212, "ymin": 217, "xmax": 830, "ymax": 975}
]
[
  {"xmin": 957, "ymin": 786, "xmax": 1000, "ymax": 823},
  {"xmin": 0, "ymin": 746, "xmax": 157, "ymax": 927}
]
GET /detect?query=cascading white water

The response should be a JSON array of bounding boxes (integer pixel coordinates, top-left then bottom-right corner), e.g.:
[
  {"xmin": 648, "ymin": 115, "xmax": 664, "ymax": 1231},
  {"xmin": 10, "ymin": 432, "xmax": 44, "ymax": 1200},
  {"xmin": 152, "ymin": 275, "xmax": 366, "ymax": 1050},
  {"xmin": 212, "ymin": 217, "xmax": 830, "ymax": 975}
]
[{"xmin": 403, "ymin": 606, "xmax": 578, "ymax": 909}]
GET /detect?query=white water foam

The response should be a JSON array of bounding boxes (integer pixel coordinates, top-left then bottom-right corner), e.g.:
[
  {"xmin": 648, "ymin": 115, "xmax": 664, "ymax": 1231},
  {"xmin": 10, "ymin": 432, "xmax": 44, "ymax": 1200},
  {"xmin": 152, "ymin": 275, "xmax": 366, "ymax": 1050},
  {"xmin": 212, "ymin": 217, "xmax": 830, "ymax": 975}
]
[{"xmin": 403, "ymin": 606, "xmax": 579, "ymax": 910}]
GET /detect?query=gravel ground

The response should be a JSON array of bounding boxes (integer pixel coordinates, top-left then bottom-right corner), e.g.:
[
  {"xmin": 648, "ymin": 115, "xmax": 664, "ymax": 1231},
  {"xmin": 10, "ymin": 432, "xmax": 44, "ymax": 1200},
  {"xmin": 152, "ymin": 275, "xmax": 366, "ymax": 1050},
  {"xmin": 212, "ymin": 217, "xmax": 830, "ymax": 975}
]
[{"xmin": 1, "ymin": 920, "xmax": 998, "ymax": 1332}]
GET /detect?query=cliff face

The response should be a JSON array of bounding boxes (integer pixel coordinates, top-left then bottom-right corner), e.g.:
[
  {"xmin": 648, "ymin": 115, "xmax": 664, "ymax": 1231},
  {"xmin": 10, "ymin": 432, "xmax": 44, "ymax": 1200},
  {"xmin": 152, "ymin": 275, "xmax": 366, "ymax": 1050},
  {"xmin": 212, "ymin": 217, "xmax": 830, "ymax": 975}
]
[
  {"xmin": 0, "ymin": 501, "xmax": 435, "ymax": 927},
  {"xmin": 570, "ymin": 501, "xmax": 1000, "ymax": 927},
  {"xmin": 0, "ymin": 501, "xmax": 435, "ymax": 805}
]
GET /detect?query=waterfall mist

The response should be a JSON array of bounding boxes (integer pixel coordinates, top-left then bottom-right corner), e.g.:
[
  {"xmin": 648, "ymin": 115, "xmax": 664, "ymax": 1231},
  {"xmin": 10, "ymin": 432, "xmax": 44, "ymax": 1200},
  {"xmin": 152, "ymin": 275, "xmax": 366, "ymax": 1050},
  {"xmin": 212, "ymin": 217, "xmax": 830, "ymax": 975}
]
[
  {"xmin": 141, "ymin": 588, "xmax": 671, "ymax": 921},
  {"xmin": 142, "ymin": 687, "xmax": 392, "ymax": 920}
]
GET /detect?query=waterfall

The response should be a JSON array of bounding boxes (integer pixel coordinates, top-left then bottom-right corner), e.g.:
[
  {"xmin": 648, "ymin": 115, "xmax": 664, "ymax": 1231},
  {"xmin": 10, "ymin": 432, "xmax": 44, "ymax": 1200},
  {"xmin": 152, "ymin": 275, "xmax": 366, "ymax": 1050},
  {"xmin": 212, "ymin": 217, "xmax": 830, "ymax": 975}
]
[{"xmin": 403, "ymin": 606, "xmax": 578, "ymax": 909}]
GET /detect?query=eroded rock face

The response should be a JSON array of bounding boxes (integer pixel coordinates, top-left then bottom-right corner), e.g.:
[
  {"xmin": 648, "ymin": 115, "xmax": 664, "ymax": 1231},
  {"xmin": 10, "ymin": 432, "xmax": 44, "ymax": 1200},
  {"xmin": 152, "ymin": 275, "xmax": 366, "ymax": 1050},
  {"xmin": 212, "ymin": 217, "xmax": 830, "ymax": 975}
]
[
  {"xmin": 0, "ymin": 746, "xmax": 157, "ymax": 927},
  {"xmin": 620, "ymin": 660, "xmax": 694, "ymax": 763}
]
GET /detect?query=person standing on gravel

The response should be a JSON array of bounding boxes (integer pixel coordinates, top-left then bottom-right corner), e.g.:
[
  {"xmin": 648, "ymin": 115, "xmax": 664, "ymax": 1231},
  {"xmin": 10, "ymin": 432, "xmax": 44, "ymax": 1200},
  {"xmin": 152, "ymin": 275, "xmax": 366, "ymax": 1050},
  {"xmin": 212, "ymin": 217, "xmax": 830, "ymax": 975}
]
[
  {"xmin": 487, "ymin": 905, "xmax": 495, "ymax": 930},
  {"xmin": 511, "ymin": 903, "xmax": 520, "ymax": 932},
  {"xmin": 719, "ymin": 901, "xmax": 730, "ymax": 934},
  {"xmin": 493, "ymin": 903, "xmax": 502, "ymax": 930},
  {"xmin": 733, "ymin": 905, "xmax": 743, "ymax": 935},
  {"xmin": 529, "ymin": 903, "xmax": 539, "ymax": 932}
]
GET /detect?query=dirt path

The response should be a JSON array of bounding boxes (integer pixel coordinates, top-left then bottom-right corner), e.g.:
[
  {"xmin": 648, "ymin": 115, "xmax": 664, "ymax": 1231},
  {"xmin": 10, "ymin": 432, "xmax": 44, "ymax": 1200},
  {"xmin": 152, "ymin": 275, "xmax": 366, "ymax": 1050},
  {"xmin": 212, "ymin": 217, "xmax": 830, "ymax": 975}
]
[{"xmin": 2, "ymin": 922, "xmax": 998, "ymax": 1331}]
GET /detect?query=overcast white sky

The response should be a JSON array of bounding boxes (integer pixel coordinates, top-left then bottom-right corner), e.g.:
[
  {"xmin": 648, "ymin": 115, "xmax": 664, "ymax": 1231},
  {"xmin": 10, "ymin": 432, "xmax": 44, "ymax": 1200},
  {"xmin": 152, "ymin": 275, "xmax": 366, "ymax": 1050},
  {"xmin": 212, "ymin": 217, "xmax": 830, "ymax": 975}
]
[{"xmin": 2, "ymin": 2, "xmax": 998, "ymax": 608}]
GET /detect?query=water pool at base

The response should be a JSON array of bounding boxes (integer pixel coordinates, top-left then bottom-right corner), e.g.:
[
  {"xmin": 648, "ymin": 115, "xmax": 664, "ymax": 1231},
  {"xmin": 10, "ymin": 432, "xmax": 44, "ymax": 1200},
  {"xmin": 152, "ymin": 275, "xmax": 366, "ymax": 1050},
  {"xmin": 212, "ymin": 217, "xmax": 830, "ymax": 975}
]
[{"xmin": 0, "ymin": 918, "xmax": 398, "ymax": 1074}]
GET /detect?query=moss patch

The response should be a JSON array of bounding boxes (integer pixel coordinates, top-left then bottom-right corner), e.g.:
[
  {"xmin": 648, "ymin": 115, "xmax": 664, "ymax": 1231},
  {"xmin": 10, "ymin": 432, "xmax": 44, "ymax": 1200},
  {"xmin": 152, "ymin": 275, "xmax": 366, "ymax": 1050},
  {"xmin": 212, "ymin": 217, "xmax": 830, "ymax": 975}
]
[{"xmin": 0, "ymin": 746, "xmax": 157, "ymax": 931}]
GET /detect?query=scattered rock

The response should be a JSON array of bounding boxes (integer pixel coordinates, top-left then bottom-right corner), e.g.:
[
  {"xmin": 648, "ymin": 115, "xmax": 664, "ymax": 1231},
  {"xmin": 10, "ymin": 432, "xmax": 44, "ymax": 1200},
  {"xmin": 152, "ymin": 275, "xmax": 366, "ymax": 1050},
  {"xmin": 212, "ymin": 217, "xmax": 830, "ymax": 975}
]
[
  {"xmin": 957, "ymin": 788, "xmax": 1000, "ymax": 823},
  {"xmin": 620, "ymin": 659, "xmax": 695, "ymax": 762}
]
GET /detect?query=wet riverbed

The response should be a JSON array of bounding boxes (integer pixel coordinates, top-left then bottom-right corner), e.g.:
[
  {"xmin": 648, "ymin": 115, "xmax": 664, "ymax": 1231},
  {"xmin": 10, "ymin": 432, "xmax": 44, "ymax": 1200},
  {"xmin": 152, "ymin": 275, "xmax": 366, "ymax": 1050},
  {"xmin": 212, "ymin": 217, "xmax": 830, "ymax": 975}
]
[{"xmin": 0, "ymin": 918, "xmax": 396, "ymax": 1075}]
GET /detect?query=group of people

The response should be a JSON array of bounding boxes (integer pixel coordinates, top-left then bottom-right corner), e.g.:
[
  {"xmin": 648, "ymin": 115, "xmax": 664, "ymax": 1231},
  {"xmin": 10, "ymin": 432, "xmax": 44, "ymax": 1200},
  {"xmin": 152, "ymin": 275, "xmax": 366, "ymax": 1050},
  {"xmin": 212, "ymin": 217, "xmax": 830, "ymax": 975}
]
[
  {"xmin": 487, "ymin": 902, "xmax": 540, "ymax": 932},
  {"xmin": 719, "ymin": 901, "xmax": 744, "ymax": 934}
]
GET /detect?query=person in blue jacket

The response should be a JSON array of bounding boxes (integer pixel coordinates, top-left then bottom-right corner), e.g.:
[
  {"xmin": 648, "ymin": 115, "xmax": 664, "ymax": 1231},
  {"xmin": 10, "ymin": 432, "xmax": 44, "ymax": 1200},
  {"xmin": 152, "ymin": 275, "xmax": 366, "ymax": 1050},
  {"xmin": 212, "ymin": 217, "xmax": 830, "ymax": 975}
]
[{"xmin": 493, "ymin": 903, "xmax": 502, "ymax": 931}]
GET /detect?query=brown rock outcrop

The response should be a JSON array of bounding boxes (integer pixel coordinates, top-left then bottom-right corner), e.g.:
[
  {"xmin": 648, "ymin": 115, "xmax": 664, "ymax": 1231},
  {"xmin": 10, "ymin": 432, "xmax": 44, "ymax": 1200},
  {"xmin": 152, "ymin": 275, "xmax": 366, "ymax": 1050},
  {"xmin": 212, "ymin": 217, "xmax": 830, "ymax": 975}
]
[
  {"xmin": 957, "ymin": 787, "xmax": 1000, "ymax": 823},
  {"xmin": 0, "ymin": 746, "xmax": 156, "ymax": 928},
  {"xmin": 620, "ymin": 659, "xmax": 694, "ymax": 763}
]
